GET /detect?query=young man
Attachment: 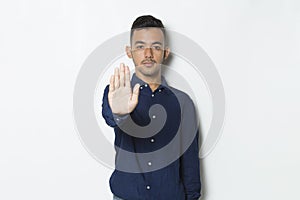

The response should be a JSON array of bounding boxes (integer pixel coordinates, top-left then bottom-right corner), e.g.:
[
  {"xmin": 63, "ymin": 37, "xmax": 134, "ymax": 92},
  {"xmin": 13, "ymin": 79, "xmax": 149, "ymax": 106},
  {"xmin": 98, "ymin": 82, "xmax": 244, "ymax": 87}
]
[{"xmin": 102, "ymin": 15, "xmax": 201, "ymax": 200}]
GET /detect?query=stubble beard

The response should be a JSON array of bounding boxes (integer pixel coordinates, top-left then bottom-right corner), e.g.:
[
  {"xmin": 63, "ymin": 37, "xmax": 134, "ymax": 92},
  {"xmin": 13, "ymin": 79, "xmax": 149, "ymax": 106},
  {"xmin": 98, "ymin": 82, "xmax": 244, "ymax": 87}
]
[{"xmin": 135, "ymin": 63, "xmax": 161, "ymax": 80}]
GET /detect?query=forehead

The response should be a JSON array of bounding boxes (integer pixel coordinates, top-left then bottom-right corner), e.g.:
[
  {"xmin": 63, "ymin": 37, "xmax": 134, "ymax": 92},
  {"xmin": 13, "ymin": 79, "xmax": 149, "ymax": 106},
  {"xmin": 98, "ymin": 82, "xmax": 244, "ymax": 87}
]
[{"xmin": 131, "ymin": 28, "xmax": 164, "ymax": 43}]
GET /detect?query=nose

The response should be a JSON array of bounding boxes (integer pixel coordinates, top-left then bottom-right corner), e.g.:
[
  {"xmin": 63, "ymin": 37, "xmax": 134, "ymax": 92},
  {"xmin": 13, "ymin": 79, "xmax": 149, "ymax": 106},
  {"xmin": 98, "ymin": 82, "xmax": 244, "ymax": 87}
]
[{"xmin": 144, "ymin": 47, "xmax": 153, "ymax": 58}]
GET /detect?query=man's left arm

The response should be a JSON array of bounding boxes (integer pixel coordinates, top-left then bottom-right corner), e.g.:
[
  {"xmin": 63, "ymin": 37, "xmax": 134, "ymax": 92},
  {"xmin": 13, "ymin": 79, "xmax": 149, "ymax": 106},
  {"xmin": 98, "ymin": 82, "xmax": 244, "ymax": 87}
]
[{"xmin": 180, "ymin": 96, "xmax": 201, "ymax": 200}]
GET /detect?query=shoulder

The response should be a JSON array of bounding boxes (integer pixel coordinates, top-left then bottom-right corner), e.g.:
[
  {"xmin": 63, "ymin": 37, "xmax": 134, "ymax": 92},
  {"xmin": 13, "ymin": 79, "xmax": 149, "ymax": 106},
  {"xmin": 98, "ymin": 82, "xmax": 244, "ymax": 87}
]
[
  {"xmin": 167, "ymin": 87, "xmax": 199, "ymax": 125},
  {"xmin": 165, "ymin": 86, "xmax": 196, "ymax": 113},
  {"xmin": 167, "ymin": 86, "xmax": 194, "ymax": 104}
]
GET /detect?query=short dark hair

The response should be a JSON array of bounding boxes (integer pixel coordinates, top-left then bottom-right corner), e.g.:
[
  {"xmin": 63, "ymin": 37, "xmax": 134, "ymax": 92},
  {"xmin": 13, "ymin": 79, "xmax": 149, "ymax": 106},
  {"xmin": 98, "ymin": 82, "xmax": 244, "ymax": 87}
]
[{"xmin": 130, "ymin": 15, "xmax": 166, "ymax": 45}]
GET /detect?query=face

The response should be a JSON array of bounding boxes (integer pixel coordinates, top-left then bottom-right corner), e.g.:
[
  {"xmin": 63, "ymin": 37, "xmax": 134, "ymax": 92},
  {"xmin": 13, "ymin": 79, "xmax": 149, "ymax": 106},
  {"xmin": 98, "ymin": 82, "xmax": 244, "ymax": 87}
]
[{"xmin": 126, "ymin": 28, "xmax": 170, "ymax": 79}]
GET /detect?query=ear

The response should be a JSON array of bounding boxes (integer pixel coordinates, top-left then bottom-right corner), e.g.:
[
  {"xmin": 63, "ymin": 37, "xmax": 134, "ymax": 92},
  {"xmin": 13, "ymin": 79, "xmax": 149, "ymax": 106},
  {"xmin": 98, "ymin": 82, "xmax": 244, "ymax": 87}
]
[
  {"xmin": 125, "ymin": 46, "xmax": 133, "ymax": 59},
  {"xmin": 163, "ymin": 47, "xmax": 170, "ymax": 60}
]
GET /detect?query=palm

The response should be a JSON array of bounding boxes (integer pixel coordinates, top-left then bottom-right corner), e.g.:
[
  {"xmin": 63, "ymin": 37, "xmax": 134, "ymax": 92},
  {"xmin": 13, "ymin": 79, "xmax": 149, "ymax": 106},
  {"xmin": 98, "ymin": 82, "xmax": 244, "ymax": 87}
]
[{"xmin": 108, "ymin": 64, "xmax": 140, "ymax": 115}]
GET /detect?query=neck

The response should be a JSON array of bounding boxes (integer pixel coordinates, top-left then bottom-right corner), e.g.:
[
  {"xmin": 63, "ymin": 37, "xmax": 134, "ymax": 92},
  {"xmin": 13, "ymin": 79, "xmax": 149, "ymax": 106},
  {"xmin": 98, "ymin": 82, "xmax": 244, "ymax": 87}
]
[{"xmin": 135, "ymin": 72, "xmax": 161, "ymax": 92}]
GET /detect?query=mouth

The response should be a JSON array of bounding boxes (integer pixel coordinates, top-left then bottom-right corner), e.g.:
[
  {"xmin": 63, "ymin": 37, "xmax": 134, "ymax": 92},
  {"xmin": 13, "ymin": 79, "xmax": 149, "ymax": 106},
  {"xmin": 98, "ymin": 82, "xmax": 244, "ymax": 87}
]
[{"xmin": 142, "ymin": 61, "xmax": 155, "ymax": 67}]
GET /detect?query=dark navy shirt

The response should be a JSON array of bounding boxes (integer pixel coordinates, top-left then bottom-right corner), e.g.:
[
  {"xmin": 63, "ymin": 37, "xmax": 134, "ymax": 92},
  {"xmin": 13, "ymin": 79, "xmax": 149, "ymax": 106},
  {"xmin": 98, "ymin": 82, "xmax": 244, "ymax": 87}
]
[{"xmin": 102, "ymin": 73, "xmax": 201, "ymax": 200}]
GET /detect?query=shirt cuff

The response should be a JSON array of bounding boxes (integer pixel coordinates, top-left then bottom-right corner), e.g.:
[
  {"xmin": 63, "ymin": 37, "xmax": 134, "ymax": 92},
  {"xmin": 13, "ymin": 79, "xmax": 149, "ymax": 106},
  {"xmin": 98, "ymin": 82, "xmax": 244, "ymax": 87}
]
[{"xmin": 112, "ymin": 113, "xmax": 130, "ymax": 126}]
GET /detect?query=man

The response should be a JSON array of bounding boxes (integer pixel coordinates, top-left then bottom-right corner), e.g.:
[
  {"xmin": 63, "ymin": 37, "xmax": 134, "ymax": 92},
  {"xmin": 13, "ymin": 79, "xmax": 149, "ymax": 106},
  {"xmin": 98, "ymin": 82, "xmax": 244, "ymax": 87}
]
[{"xmin": 102, "ymin": 15, "xmax": 201, "ymax": 200}]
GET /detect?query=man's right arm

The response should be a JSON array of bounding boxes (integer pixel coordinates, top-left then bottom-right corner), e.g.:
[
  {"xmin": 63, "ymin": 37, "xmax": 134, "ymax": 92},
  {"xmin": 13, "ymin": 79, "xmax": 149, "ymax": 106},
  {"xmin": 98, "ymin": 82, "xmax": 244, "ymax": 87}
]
[
  {"xmin": 101, "ymin": 63, "xmax": 140, "ymax": 128},
  {"xmin": 102, "ymin": 84, "xmax": 129, "ymax": 128}
]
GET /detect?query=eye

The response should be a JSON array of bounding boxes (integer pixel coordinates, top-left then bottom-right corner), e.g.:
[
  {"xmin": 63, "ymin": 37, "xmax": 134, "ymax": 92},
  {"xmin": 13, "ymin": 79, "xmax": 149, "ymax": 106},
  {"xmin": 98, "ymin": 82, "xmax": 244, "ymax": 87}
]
[
  {"xmin": 136, "ymin": 45, "xmax": 144, "ymax": 49},
  {"xmin": 153, "ymin": 46, "xmax": 162, "ymax": 50}
]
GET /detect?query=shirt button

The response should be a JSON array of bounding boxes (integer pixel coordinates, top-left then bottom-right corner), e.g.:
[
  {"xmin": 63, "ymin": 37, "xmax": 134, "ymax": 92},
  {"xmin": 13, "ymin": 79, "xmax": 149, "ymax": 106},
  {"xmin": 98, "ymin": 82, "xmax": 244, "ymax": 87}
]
[
  {"xmin": 140, "ymin": 86, "xmax": 143, "ymax": 90},
  {"xmin": 150, "ymin": 138, "xmax": 155, "ymax": 143},
  {"xmin": 151, "ymin": 94, "xmax": 154, "ymax": 97},
  {"xmin": 148, "ymin": 162, "xmax": 152, "ymax": 166},
  {"xmin": 145, "ymin": 84, "xmax": 148, "ymax": 87},
  {"xmin": 146, "ymin": 185, "xmax": 151, "ymax": 190},
  {"xmin": 159, "ymin": 89, "xmax": 161, "ymax": 92},
  {"xmin": 152, "ymin": 115, "xmax": 156, "ymax": 119}
]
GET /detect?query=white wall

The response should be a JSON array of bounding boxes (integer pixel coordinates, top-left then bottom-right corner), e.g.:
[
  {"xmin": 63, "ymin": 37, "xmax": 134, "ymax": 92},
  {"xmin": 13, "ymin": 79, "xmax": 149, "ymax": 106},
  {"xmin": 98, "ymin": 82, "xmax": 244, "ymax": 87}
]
[{"xmin": 1, "ymin": 0, "xmax": 299, "ymax": 199}]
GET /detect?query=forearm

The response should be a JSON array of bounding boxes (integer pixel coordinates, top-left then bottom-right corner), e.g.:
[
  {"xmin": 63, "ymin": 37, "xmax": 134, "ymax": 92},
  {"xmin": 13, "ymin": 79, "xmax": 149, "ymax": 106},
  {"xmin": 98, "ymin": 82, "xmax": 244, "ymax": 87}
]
[
  {"xmin": 102, "ymin": 85, "xmax": 130, "ymax": 128},
  {"xmin": 180, "ymin": 131, "xmax": 201, "ymax": 200}
]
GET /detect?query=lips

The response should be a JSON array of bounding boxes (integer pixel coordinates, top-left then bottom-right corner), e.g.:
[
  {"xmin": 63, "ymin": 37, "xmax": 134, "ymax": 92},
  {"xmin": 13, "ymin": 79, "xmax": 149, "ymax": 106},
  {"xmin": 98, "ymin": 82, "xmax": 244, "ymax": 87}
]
[
  {"xmin": 142, "ymin": 61, "xmax": 155, "ymax": 67},
  {"xmin": 143, "ymin": 63, "xmax": 154, "ymax": 67}
]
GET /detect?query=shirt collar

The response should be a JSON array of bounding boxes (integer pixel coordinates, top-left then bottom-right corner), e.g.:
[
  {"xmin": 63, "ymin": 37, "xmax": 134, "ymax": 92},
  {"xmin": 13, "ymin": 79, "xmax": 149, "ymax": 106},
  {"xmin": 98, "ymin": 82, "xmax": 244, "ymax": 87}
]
[{"xmin": 131, "ymin": 73, "xmax": 169, "ymax": 91}]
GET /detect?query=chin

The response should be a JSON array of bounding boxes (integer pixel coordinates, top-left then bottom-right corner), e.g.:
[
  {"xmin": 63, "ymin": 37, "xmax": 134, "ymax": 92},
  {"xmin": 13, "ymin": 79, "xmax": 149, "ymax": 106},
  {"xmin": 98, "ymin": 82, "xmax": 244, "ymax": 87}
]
[
  {"xmin": 135, "ymin": 64, "xmax": 161, "ymax": 77},
  {"xmin": 139, "ymin": 71, "xmax": 153, "ymax": 77},
  {"xmin": 142, "ymin": 68, "xmax": 160, "ymax": 76}
]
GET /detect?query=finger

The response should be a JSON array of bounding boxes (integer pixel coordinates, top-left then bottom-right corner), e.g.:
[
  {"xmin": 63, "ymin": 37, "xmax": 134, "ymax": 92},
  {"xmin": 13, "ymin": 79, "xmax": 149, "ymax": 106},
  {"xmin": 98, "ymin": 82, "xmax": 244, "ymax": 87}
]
[
  {"xmin": 109, "ymin": 75, "xmax": 115, "ymax": 92},
  {"xmin": 131, "ymin": 83, "xmax": 140, "ymax": 103},
  {"xmin": 125, "ymin": 65, "xmax": 130, "ymax": 88},
  {"xmin": 114, "ymin": 67, "xmax": 120, "ymax": 89},
  {"xmin": 119, "ymin": 63, "xmax": 125, "ymax": 87}
]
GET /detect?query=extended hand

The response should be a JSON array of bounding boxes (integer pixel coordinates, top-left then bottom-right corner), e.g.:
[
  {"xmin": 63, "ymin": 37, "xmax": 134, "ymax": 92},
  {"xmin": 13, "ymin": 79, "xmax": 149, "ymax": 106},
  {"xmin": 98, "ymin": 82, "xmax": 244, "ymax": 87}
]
[{"xmin": 108, "ymin": 63, "xmax": 140, "ymax": 115}]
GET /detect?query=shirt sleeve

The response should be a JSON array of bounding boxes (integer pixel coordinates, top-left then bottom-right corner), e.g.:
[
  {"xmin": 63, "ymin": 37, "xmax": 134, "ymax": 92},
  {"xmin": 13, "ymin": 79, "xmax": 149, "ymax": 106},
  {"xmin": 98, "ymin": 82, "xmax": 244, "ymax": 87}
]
[
  {"xmin": 101, "ymin": 84, "xmax": 129, "ymax": 128},
  {"xmin": 179, "ymin": 96, "xmax": 201, "ymax": 200}
]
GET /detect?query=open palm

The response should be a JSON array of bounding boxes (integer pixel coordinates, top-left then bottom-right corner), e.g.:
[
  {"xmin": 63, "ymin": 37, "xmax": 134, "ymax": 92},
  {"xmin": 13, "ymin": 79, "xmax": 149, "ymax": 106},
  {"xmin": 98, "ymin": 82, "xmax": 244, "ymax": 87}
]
[{"xmin": 108, "ymin": 63, "xmax": 140, "ymax": 115}]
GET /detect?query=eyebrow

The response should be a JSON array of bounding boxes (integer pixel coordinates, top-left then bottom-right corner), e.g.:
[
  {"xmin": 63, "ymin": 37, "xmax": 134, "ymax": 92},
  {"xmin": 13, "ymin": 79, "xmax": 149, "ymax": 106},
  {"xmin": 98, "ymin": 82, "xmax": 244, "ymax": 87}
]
[{"xmin": 134, "ymin": 41, "xmax": 163, "ymax": 45}]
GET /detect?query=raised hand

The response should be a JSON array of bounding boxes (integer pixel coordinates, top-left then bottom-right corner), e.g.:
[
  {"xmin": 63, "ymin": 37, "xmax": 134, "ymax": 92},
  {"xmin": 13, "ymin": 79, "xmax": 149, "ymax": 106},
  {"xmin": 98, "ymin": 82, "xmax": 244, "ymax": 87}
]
[{"xmin": 108, "ymin": 63, "xmax": 140, "ymax": 115}]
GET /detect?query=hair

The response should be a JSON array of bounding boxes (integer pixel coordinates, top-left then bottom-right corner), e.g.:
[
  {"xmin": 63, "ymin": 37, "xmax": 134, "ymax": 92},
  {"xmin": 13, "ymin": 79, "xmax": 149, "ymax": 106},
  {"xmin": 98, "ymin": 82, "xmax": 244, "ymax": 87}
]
[{"xmin": 130, "ymin": 15, "xmax": 166, "ymax": 45}]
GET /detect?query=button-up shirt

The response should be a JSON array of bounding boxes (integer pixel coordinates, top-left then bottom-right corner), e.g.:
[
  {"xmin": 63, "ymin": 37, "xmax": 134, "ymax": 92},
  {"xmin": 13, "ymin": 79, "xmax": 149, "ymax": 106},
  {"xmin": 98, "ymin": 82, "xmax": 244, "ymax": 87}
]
[{"xmin": 102, "ymin": 73, "xmax": 201, "ymax": 200}]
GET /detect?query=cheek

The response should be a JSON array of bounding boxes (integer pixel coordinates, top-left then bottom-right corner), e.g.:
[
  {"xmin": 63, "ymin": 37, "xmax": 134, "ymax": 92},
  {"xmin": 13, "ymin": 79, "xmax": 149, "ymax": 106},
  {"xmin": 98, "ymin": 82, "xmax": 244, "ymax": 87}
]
[
  {"xmin": 155, "ymin": 53, "xmax": 165, "ymax": 62},
  {"xmin": 132, "ymin": 55, "xmax": 146, "ymax": 66},
  {"xmin": 132, "ymin": 54, "xmax": 143, "ymax": 61}
]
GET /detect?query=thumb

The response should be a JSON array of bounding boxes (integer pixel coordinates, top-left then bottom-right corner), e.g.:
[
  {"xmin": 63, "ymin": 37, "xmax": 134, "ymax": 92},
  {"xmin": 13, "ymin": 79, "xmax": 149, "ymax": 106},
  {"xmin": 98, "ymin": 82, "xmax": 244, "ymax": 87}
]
[{"xmin": 131, "ymin": 83, "xmax": 140, "ymax": 103}]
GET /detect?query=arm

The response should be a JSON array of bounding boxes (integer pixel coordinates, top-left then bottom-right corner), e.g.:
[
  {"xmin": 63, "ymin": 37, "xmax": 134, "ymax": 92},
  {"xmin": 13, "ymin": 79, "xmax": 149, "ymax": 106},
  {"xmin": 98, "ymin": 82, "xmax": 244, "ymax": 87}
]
[
  {"xmin": 180, "ymin": 96, "xmax": 201, "ymax": 200},
  {"xmin": 101, "ymin": 63, "xmax": 139, "ymax": 128},
  {"xmin": 101, "ymin": 84, "xmax": 129, "ymax": 128}
]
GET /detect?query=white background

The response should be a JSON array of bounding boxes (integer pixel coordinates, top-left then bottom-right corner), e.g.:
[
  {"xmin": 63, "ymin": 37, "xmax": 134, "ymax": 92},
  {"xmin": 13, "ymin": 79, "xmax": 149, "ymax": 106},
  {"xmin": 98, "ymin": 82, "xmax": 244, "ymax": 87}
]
[{"xmin": 1, "ymin": 0, "xmax": 299, "ymax": 200}]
